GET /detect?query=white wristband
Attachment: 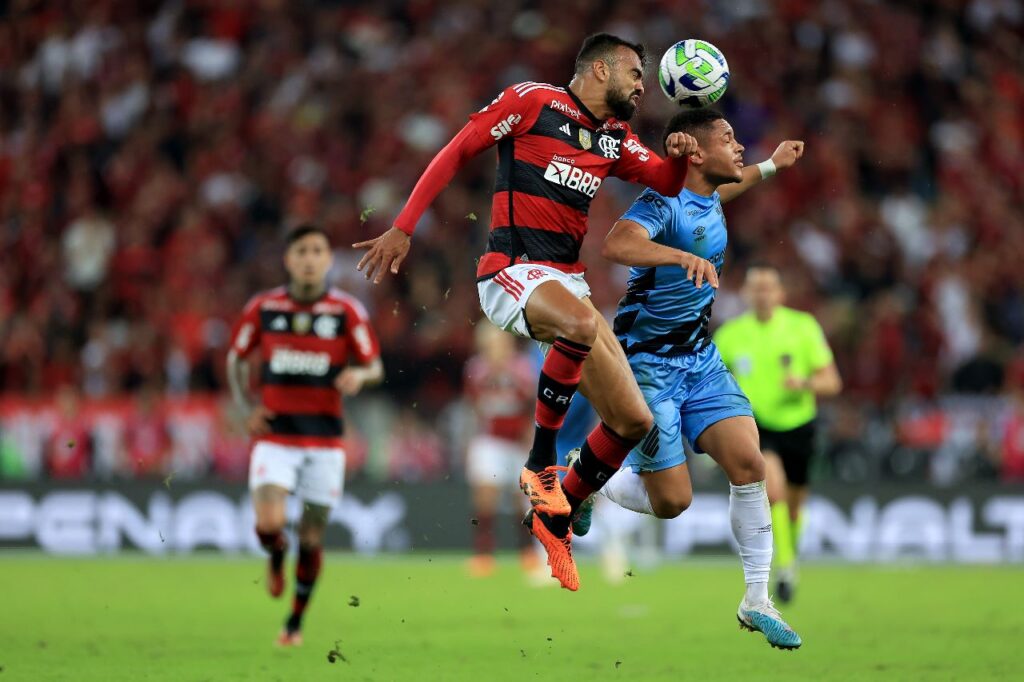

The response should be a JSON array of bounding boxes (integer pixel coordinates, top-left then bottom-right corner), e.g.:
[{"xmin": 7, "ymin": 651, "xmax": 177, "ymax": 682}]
[{"xmin": 756, "ymin": 159, "xmax": 777, "ymax": 179}]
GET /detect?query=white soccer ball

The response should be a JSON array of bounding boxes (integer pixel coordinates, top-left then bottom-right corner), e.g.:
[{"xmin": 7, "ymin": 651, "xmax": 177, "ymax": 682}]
[{"xmin": 658, "ymin": 39, "xmax": 730, "ymax": 108}]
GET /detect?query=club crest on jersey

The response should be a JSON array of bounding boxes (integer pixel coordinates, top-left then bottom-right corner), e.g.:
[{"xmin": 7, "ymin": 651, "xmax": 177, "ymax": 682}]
[
  {"xmin": 313, "ymin": 314, "xmax": 339, "ymax": 339},
  {"xmin": 578, "ymin": 128, "xmax": 592, "ymax": 150},
  {"xmin": 292, "ymin": 312, "xmax": 312, "ymax": 335},
  {"xmin": 598, "ymin": 135, "xmax": 620, "ymax": 159},
  {"xmin": 526, "ymin": 269, "xmax": 548, "ymax": 281}
]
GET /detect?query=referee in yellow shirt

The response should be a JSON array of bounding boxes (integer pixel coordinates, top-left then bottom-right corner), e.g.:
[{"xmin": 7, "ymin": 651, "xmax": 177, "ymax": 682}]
[{"xmin": 714, "ymin": 264, "xmax": 841, "ymax": 603}]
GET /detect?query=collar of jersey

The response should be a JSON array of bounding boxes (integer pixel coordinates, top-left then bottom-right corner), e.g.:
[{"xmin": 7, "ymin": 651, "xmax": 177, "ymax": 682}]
[
  {"xmin": 681, "ymin": 187, "xmax": 720, "ymax": 206},
  {"xmin": 565, "ymin": 86, "xmax": 603, "ymax": 127}
]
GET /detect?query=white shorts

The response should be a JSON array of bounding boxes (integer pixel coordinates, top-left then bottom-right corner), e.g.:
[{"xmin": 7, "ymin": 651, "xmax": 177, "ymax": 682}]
[
  {"xmin": 466, "ymin": 434, "xmax": 526, "ymax": 487},
  {"xmin": 248, "ymin": 441, "xmax": 346, "ymax": 509},
  {"xmin": 477, "ymin": 264, "xmax": 591, "ymax": 339}
]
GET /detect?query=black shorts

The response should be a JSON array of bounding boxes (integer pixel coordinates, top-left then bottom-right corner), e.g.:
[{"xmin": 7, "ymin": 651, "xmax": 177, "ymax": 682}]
[{"xmin": 757, "ymin": 420, "xmax": 817, "ymax": 487}]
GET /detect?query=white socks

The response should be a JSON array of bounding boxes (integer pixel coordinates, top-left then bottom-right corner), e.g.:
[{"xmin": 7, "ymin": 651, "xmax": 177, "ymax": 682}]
[
  {"xmin": 730, "ymin": 480, "xmax": 773, "ymax": 604},
  {"xmin": 598, "ymin": 467, "xmax": 655, "ymax": 516},
  {"xmin": 600, "ymin": 471, "xmax": 774, "ymax": 604}
]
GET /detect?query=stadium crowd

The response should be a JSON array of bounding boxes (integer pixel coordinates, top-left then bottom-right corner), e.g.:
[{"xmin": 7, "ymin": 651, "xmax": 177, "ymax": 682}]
[{"xmin": 1, "ymin": 0, "xmax": 1023, "ymax": 484}]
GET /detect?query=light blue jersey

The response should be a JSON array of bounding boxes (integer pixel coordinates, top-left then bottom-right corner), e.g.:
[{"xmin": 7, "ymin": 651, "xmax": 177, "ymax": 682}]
[
  {"xmin": 613, "ymin": 188, "xmax": 728, "ymax": 357},
  {"xmin": 614, "ymin": 187, "xmax": 752, "ymax": 472}
]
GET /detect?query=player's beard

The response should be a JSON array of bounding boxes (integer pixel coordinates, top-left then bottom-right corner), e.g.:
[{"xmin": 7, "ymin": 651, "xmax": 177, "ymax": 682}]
[{"xmin": 606, "ymin": 84, "xmax": 639, "ymax": 120}]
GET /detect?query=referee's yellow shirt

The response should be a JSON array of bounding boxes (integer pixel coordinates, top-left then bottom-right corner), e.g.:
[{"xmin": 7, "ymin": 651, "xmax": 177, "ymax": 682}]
[{"xmin": 713, "ymin": 306, "xmax": 834, "ymax": 432}]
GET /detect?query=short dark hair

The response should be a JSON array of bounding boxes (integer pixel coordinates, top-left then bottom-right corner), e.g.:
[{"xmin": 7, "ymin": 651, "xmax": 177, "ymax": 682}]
[
  {"xmin": 574, "ymin": 33, "xmax": 646, "ymax": 75},
  {"xmin": 662, "ymin": 108, "xmax": 725, "ymax": 152},
  {"xmin": 745, "ymin": 261, "xmax": 782, "ymax": 277},
  {"xmin": 286, "ymin": 224, "xmax": 329, "ymax": 247}
]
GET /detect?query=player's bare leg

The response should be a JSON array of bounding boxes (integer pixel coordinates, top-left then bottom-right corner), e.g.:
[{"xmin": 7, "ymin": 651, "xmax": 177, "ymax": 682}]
[
  {"xmin": 253, "ymin": 484, "xmax": 288, "ymax": 599},
  {"xmin": 699, "ymin": 418, "xmax": 801, "ymax": 649},
  {"xmin": 468, "ymin": 483, "xmax": 500, "ymax": 577},
  {"xmin": 278, "ymin": 502, "xmax": 329, "ymax": 646},
  {"xmin": 521, "ymin": 291, "xmax": 653, "ymax": 590}
]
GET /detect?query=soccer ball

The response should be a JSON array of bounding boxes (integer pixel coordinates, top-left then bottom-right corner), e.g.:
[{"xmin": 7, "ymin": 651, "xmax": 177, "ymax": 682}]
[{"xmin": 658, "ymin": 39, "xmax": 730, "ymax": 108}]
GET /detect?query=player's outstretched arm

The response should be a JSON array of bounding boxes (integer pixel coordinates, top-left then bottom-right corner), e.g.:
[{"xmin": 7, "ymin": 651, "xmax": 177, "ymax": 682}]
[
  {"xmin": 354, "ymin": 122, "xmax": 493, "ymax": 283},
  {"xmin": 602, "ymin": 219, "xmax": 718, "ymax": 289},
  {"xmin": 718, "ymin": 140, "xmax": 804, "ymax": 204},
  {"xmin": 613, "ymin": 132, "xmax": 698, "ymax": 197},
  {"xmin": 334, "ymin": 357, "xmax": 384, "ymax": 396}
]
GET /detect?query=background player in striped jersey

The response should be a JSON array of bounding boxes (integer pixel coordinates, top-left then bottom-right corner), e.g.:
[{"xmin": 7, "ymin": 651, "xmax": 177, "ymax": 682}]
[
  {"xmin": 597, "ymin": 108, "xmax": 805, "ymax": 648},
  {"xmin": 227, "ymin": 225, "xmax": 383, "ymax": 646},
  {"xmin": 462, "ymin": 321, "xmax": 543, "ymax": 578},
  {"xmin": 354, "ymin": 33, "xmax": 698, "ymax": 590}
]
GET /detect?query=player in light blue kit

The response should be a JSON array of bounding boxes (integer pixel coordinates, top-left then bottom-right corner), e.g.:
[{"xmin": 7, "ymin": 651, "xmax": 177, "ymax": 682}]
[{"xmin": 585, "ymin": 108, "xmax": 805, "ymax": 649}]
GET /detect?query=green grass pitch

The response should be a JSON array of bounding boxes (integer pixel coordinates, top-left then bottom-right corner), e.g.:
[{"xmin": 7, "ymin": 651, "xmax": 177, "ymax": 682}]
[{"xmin": 1, "ymin": 554, "xmax": 1018, "ymax": 681}]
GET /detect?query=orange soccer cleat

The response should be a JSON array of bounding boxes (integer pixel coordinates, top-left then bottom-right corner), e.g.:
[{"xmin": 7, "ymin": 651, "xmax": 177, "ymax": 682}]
[
  {"xmin": 519, "ymin": 466, "xmax": 571, "ymax": 516},
  {"xmin": 275, "ymin": 629, "xmax": 303, "ymax": 647},
  {"xmin": 467, "ymin": 554, "xmax": 497, "ymax": 578},
  {"xmin": 524, "ymin": 510, "xmax": 579, "ymax": 591}
]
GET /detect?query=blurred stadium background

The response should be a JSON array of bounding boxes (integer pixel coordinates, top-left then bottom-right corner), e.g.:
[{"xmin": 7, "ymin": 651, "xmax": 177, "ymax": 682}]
[{"xmin": 1, "ymin": 0, "xmax": 1022, "ymax": 679}]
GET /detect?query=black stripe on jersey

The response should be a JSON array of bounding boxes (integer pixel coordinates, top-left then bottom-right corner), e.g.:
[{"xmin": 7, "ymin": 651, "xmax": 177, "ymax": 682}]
[
  {"xmin": 496, "ymin": 159, "xmax": 594, "ymax": 213},
  {"xmin": 618, "ymin": 300, "xmax": 715, "ymax": 357},
  {"xmin": 259, "ymin": 310, "xmax": 347, "ymax": 337},
  {"xmin": 269, "ymin": 413, "xmax": 344, "ymax": 437},
  {"xmin": 621, "ymin": 268, "xmax": 656, "ymax": 306},
  {"xmin": 527, "ymin": 106, "xmax": 627, "ymax": 157},
  {"xmin": 261, "ymin": 364, "xmax": 344, "ymax": 388},
  {"xmin": 612, "ymin": 308, "xmax": 641, "ymax": 337},
  {"xmin": 499, "ymin": 136, "xmax": 530, "ymax": 264},
  {"xmin": 485, "ymin": 226, "xmax": 580, "ymax": 265}
]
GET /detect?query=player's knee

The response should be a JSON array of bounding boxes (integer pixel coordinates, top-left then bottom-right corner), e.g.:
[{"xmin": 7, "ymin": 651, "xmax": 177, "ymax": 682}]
[
  {"xmin": 729, "ymin": 449, "xmax": 766, "ymax": 485},
  {"xmin": 559, "ymin": 308, "xmax": 598, "ymax": 345},
  {"xmin": 651, "ymin": 489, "xmax": 693, "ymax": 519},
  {"xmin": 613, "ymin": 410, "xmax": 654, "ymax": 441}
]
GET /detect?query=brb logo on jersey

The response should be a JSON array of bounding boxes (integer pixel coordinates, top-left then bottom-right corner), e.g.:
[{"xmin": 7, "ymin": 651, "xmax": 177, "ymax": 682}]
[
  {"xmin": 544, "ymin": 156, "xmax": 602, "ymax": 197},
  {"xmin": 270, "ymin": 348, "xmax": 331, "ymax": 376},
  {"xmin": 490, "ymin": 114, "xmax": 522, "ymax": 141}
]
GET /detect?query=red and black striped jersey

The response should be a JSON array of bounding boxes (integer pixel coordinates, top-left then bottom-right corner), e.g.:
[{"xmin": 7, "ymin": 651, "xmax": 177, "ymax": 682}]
[
  {"xmin": 393, "ymin": 82, "xmax": 689, "ymax": 280},
  {"xmin": 463, "ymin": 352, "xmax": 535, "ymax": 442},
  {"xmin": 230, "ymin": 286, "xmax": 381, "ymax": 447}
]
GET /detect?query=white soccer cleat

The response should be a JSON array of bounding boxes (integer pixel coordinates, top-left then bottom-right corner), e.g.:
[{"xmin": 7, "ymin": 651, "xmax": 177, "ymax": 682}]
[{"xmin": 737, "ymin": 598, "xmax": 802, "ymax": 650}]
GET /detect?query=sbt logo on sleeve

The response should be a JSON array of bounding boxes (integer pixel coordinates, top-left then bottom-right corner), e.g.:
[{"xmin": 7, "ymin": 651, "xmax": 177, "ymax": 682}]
[
  {"xmin": 544, "ymin": 157, "xmax": 602, "ymax": 197},
  {"xmin": 270, "ymin": 348, "xmax": 331, "ymax": 376},
  {"xmin": 490, "ymin": 114, "xmax": 522, "ymax": 140}
]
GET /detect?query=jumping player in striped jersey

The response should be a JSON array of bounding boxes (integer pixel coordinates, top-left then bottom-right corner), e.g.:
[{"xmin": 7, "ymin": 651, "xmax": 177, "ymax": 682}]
[
  {"xmin": 227, "ymin": 225, "xmax": 383, "ymax": 646},
  {"xmin": 355, "ymin": 33, "xmax": 699, "ymax": 590}
]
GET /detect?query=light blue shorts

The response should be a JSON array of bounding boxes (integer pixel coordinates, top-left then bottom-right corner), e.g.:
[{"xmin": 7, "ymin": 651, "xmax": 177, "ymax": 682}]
[{"xmin": 624, "ymin": 342, "xmax": 753, "ymax": 473}]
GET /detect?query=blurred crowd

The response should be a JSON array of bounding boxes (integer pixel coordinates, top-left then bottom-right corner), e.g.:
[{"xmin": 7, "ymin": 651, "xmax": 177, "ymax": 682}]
[{"xmin": 1, "ymin": 0, "xmax": 1023, "ymax": 484}]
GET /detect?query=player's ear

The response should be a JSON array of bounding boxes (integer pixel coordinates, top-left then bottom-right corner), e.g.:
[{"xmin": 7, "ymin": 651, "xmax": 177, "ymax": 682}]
[{"xmin": 592, "ymin": 58, "xmax": 609, "ymax": 82}]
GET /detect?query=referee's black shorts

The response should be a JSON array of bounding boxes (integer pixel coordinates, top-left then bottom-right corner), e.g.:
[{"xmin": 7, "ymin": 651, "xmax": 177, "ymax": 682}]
[{"xmin": 757, "ymin": 420, "xmax": 817, "ymax": 487}]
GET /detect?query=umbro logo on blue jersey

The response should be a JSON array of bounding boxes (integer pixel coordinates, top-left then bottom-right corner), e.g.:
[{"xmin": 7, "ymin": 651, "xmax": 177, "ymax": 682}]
[{"xmin": 693, "ymin": 226, "xmax": 706, "ymax": 236}]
